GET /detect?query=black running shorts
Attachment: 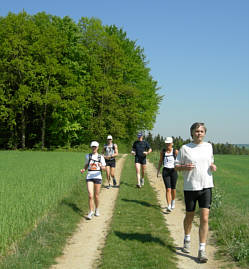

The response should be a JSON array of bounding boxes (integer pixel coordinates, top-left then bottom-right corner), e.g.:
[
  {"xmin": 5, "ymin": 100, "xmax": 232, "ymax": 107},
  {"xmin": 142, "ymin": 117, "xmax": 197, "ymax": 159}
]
[
  {"xmin": 105, "ymin": 159, "xmax": 116, "ymax": 168},
  {"xmin": 184, "ymin": 188, "xmax": 212, "ymax": 212},
  {"xmin": 86, "ymin": 178, "xmax": 102, "ymax": 184},
  {"xmin": 135, "ymin": 155, "xmax": 146, "ymax": 165},
  {"xmin": 162, "ymin": 168, "xmax": 178, "ymax": 189}
]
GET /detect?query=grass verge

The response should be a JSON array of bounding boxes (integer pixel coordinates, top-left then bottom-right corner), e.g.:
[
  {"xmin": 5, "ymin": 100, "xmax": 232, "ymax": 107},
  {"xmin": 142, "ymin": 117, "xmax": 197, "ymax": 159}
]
[
  {"xmin": 0, "ymin": 177, "xmax": 89, "ymax": 269},
  {"xmin": 98, "ymin": 155, "xmax": 178, "ymax": 269}
]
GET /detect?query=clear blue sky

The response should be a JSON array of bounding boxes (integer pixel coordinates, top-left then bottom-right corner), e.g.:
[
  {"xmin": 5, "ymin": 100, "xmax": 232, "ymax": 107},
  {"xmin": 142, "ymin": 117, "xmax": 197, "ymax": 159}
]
[{"xmin": 1, "ymin": 0, "xmax": 249, "ymax": 143}]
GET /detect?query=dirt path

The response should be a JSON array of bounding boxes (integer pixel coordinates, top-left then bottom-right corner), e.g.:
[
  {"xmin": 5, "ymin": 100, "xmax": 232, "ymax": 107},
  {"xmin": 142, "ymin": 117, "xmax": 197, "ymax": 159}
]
[
  {"xmin": 146, "ymin": 160, "xmax": 238, "ymax": 269},
  {"xmin": 51, "ymin": 155, "xmax": 127, "ymax": 269}
]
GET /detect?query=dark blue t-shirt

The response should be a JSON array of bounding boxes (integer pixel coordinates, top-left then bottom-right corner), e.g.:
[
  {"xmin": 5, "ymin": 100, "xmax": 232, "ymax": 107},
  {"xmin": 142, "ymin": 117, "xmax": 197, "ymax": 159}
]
[{"xmin": 132, "ymin": 140, "xmax": 150, "ymax": 157}]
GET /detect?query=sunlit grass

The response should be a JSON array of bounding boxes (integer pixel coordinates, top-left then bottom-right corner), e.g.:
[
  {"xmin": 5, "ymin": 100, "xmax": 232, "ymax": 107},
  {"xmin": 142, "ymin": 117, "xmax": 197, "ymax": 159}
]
[
  {"xmin": 98, "ymin": 155, "xmax": 178, "ymax": 269},
  {"xmin": 0, "ymin": 151, "xmax": 85, "ymax": 256}
]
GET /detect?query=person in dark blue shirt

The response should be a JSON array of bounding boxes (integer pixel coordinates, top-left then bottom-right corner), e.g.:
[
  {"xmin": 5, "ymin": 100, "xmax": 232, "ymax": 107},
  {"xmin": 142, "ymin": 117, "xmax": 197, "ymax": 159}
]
[{"xmin": 131, "ymin": 132, "xmax": 152, "ymax": 188}]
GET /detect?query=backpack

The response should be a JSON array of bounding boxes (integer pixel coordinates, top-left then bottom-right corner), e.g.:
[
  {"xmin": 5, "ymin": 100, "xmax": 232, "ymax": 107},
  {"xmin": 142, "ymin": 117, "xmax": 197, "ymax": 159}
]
[{"xmin": 88, "ymin": 153, "xmax": 102, "ymax": 171}]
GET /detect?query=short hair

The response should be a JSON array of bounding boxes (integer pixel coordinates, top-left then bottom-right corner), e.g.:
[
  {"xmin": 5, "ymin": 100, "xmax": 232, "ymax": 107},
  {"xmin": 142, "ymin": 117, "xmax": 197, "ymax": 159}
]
[{"xmin": 190, "ymin": 122, "xmax": 207, "ymax": 138}]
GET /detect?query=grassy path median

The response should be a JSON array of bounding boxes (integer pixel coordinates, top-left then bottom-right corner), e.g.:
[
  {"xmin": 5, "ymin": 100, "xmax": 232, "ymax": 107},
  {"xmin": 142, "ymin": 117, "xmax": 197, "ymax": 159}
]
[{"xmin": 98, "ymin": 155, "xmax": 178, "ymax": 269}]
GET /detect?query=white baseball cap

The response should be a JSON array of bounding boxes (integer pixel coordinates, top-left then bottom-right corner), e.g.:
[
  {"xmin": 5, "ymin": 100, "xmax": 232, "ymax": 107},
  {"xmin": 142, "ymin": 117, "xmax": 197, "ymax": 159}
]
[
  {"xmin": 90, "ymin": 141, "xmax": 99, "ymax": 147},
  {"xmin": 107, "ymin": 135, "xmax": 113, "ymax": 140},
  {"xmin": 165, "ymin": 137, "xmax": 173, "ymax": 144}
]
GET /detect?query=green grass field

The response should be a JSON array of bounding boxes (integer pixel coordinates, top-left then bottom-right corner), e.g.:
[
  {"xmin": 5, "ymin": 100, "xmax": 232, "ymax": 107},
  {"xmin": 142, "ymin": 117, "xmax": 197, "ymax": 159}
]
[
  {"xmin": 0, "ymin": 151, "xmax": 248, "ymax": 268},
  {"xmin": 0, "ymin": 151, "xmax": 85, "ymax": 256}
]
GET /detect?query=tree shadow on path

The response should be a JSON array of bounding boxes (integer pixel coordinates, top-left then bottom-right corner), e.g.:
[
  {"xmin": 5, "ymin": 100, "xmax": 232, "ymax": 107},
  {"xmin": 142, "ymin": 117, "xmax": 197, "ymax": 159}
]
[
  {"xmin": 115, "ymin": 231, "xmax": 168, "ymax": 247},
  {"xmin": 121, "ymin": 198, "xmax": 160, "ymax": 210}
]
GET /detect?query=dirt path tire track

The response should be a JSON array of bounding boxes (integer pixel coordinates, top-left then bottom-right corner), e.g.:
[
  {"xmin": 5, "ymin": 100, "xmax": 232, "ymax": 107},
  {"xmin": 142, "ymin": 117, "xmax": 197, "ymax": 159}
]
[
  {"xmin": 146, "ymin": 160, "xmax": 238, "ymax": 269},
  {"xmin": 51, "ymin": 154, "xmax": 127, "ymax": 269}
]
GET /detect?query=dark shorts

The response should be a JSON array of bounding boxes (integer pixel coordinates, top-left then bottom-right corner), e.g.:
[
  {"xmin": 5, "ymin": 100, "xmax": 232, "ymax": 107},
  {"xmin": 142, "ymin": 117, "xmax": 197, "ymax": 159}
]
[
  {"xmin": 162, "ymin": 168, "xmax": 178, "ymax": 189},
  {"xmin": 184, "ymin": 188, "xmax": 212, "ymax": 212},
  {"xmin": 105, "ymin": 158, "xmax": 116, "ymax": 168},
  {"xmin": 135, "ymin": 155, "xmax": 146, "ymax": 165},
  {"xmin": 86, "ymin": 178, "xmax": 102, "ymax": 184}
]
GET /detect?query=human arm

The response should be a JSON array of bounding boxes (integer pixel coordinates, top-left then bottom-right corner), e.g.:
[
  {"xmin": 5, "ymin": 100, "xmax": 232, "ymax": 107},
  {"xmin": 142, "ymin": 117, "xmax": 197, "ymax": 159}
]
[
  {"xmin": 80, "ymin": 155, "xmax": 89, "ymax": 173},
  {"xmin": 111, "ymin": 144, "xmax": 118, "ymax": 158},
  {"xmin": 143, "ymin": 148, "xmax": 152, "ymax": 155},
  {"xmin": 175, "ymin": 163, "xmax": 195, "ymax": 171},
  {"xmin": 174, "ymin": 147, "xmax": 195, "ymax": 171},
  {"xmin": 210, "ymin": 163, "xmax": 217, "ymax": 172},
  {"xmin": 99, "ymin": 155, "xmax": 106, "ymax": 171},
  {"xmin": 131, "ymin": 142, "xmax": 136, "ymax": 155},
  {"xmin": 157, "ymin": 151, "xmax": 164, "ymax": 177}
]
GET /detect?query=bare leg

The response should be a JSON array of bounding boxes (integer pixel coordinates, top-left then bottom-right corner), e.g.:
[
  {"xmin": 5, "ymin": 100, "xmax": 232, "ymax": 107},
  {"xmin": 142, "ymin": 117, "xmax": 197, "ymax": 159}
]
[
  {"xmin": 166, "ymin": 188, "xmax": 172, "ymax": 206},
  {"xmin": 141, "ymin": 164, "xmax": 146, "ymax": 179},
  {"xmin": 94, "ymin": 183, "xmax": 101, "ymax": 209},
  {"xmin": 171, "ymin": 189, "xmax": 176, "ymax": 200},
  {"xmin": 87, "ymin": 181, "xmax": 94, "ymax": 212},
  {"xmin": 184, "ymin": 211, "xmax": 195, "ymax": 235},
  {"xmin": 106, "ymin": 166, "xmax": 111, "ymax": 184},
  {"xmin": 110, "ymin": 167, "xmax": 115, "ymax": 180},
  {"xmin": 135, "ymin": 163, "xmax": 141, "ymax": 185},
  {"xmin": 199, "ymin": 208, "xmax": 210, "ymax": 243}
]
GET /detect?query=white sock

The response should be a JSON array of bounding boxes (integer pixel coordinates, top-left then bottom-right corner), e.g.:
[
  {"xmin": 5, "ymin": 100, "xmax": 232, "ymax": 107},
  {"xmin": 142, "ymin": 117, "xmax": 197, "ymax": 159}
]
[
  {"xmin": 199, "ymin": 243, "xmax": 206, "ymax": 251},
  {"xmin": 185, "ymin": 234, "xmax": 191, "ymax": 241}
]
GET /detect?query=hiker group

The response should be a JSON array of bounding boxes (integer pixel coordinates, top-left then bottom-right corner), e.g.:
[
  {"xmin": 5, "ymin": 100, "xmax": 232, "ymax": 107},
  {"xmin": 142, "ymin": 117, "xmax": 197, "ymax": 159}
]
[{"xmin": 80, "ymin": 122, "xmax": 217, "ymax": 263}]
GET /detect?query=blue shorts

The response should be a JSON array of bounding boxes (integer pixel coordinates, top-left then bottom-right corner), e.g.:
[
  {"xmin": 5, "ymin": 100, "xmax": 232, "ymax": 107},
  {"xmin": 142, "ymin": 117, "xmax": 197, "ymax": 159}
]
[{"xmin": 86, "ymin": 178, "xmax": 102, "ymax": 184}]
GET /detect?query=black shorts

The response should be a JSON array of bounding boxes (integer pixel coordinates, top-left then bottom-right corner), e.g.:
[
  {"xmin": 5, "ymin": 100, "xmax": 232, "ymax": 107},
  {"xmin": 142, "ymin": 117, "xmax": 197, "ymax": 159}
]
[
  {"xmin": 86, "ymin": 178, "xmax": 102, "ymax": 184},
  {"xmin": 105, "ymin": 159, "xmax": 116, "ymax": 168},
  {"xmin": 162, "ymin": 168, "xmax": 178, "ymax": 189},
  {"xmin": 135, "ymin": 155, "xmax": 146, "ymax": 165},
  {"xmin": 184, "ymin": 188, "xmax": 212, "ymax": 212}
]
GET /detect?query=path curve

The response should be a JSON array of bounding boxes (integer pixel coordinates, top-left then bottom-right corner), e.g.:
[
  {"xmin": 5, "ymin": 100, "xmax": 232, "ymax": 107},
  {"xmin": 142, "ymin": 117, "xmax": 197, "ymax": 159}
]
[
  {"xmin": 51, "ymin": 155, "xmax": 127, "ymax": 269},
  {"xmin": 146, "ymin": 160, "xmax": 238, "ymax": 269}
]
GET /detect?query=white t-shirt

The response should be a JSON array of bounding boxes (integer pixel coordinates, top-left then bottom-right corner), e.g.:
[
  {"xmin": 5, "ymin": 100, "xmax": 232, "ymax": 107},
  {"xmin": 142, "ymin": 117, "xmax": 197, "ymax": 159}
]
[
  {"xmin": 175, "ymin": 142, "xmax": 214, "ymax": 191},
  {"xmin": 85, "ymin": 153, "xmax": 106, "ymax": 180},
  {"xmin": 163, "ymin": 149, "xmax": 175, "ymax": 168}
]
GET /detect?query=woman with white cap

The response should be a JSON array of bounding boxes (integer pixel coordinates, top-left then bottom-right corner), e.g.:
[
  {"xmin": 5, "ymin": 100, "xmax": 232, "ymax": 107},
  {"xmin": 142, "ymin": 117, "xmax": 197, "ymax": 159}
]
[
  {"xmin": 81, "ymin": 141, "xmax": 106, "ymax": 220},
  {"xmin": 102, "ymin": 135, "xmax": 118, "ymax": 188},
  {"xmin": 157, "ymin": 137, "xmax": 178, "ymax": 212}
]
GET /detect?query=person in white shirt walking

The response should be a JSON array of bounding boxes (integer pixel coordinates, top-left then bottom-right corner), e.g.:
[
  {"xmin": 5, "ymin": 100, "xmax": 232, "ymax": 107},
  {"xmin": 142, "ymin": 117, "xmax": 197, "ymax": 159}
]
[
  {"xmin": 157, "ymin": 137, "xmax": 178, "ymax": 213},
  {"xmin": 175, "ymin": 122, "xmax": 217, "ymax": 263},
  {"xmin": 81, "ymin": 141, "xmax": 106, "ymax": 220}
]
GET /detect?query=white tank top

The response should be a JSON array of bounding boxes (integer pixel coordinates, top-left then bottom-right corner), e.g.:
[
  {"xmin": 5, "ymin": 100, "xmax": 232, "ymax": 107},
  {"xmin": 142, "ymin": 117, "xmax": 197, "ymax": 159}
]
[{"xmin": 163, "ymin": 149, "xmax": 175, "ymax": 168}]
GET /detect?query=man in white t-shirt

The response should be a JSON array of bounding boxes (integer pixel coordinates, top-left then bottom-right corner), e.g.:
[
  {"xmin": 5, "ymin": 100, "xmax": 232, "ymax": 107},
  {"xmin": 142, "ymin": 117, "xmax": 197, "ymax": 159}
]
[
  {"xmin": 81, "ymin": 141, "xmax": 106, "ymax": 220},
  {"xmin": 175, "ymin": 122, "xmax": 217, "ymax": 263}
]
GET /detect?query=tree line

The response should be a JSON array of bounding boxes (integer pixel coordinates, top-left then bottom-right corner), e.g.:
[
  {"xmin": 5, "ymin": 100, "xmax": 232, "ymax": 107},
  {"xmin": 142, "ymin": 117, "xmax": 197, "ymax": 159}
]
[
  {"xmin": 145, "ymin": 132, "xmax": 249, "ymax": 155},
  {"xmin": 0, "ymin": 12, "xmax": 162, "ymax": 149}
]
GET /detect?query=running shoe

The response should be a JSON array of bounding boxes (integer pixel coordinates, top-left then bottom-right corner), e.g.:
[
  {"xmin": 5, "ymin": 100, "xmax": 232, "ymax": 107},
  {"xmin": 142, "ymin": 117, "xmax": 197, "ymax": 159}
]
[
  {"xmin": 95, "ymin": 208, "xmax": 100, "ymax": 217},
  {"xmin": 113, "ymin": 178, "xmax": 117, "ymax": 186},
  {"xmin": 166, "ymin": 206, "xmax": 172, "ymax": 213},
  {"xmin": 107, "ymin": 184, "xmax": 111, "ymax": 189},
  {"xmin": 136, "ymin": 184, "xmax": 141, "ymax": 188},
  {"xmin": 182, "ymin": 240, "xmax": 191, "ymax": 253},
  {"xmin": 86, "ymin": 211, "xmax": 94, "ymax": 220},
  {"xmin": 171, "ymin": 200, "xmax": 175, "ymax": 209},
  {"xmin": 198, "ymin": 249, "xmax": 208, "ymax": 263},
  {"xmin": 140, "ymin": 178, "xmax": 144, "ymax": 186}
]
